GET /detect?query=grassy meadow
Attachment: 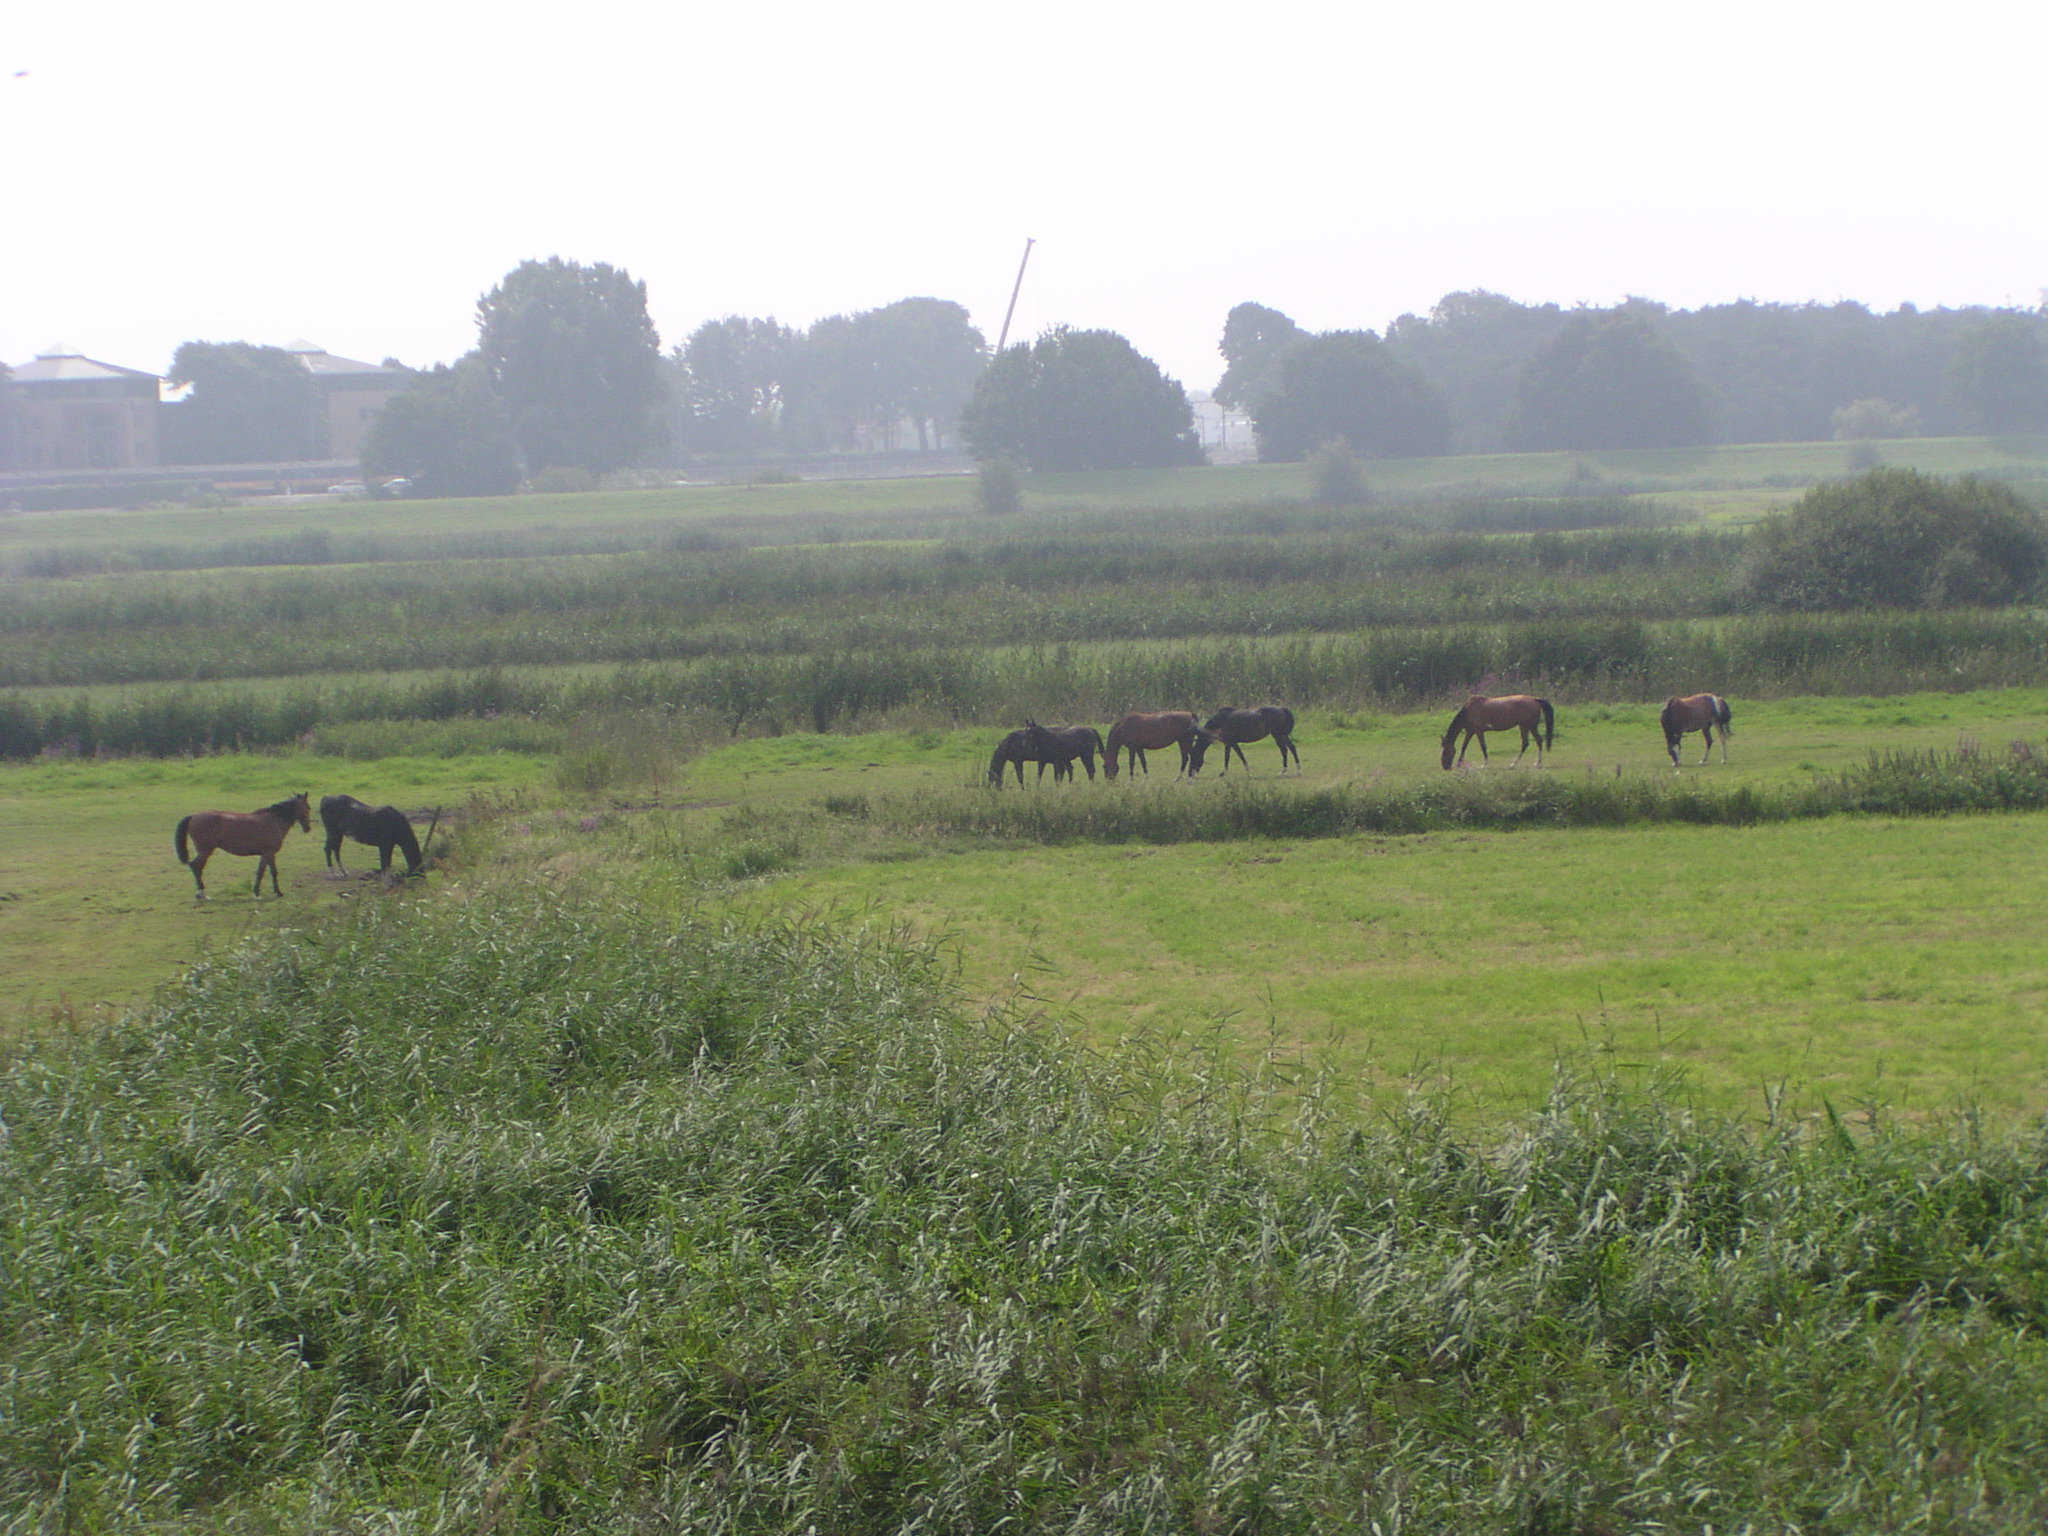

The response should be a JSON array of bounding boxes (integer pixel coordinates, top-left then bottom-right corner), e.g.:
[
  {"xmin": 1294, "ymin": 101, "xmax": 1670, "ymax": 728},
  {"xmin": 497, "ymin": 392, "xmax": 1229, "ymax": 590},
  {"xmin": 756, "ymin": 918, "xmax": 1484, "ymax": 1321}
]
[{"xmin": 5, "ymin": 446, "xmax": 2048, "ymax": 1529}]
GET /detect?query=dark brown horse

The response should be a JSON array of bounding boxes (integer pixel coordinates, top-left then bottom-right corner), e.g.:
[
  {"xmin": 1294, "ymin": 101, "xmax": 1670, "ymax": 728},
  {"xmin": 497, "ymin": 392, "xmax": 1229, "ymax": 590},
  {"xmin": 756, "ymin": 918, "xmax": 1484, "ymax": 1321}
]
[
  {"xmin": 1190, "ymin": 706, "xmax": 1301, "ymax": 775},
  {"xmin": 988, "ymin": 722, "xmax": 1105, "ymax": 786},
  {"xmin": 1023, "ymin": 720, "xmax": 1106, "ymax": 782},
  {"xmin": 1660, "ymin": 693, "xmax": 1732, "ymax": 768},
  {"xmin": 321, "ymin": 793, "xmax": 426, "ymax": 875},
  {"xmin": 1102, "ymin": 711, "xmax": 1213, "ymax": 781},
  {"xmin": 174, "ymin": 791, "xmax": 311, "ymax": 897},
  {"xmin": 1440, "ymin": 695, "xmax": 1554, "ymax": 770}
]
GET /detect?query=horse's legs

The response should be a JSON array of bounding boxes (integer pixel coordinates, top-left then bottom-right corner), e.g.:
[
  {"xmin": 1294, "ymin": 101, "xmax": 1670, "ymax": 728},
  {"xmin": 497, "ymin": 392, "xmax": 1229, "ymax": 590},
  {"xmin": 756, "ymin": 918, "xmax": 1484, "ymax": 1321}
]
[
  {"xmin": 189, "ymin": 845, "xmax": 211, "ymax": 895},
  {"xmin": 253, "ymin": 854, "xmax": 271, "ymax": 897},
  {"xmin": 1227, "ymin": 740, "xmax": 1250, "ymax": 774},
  {"xmin": 1281, "ymin": 735, "xmax": 1301, "ymax": 772}
]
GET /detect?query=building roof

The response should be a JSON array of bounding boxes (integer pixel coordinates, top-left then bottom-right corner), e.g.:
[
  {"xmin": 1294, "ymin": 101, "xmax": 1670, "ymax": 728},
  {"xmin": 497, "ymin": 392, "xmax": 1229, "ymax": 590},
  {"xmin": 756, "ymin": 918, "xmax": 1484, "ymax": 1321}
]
[
  {"xmin": 10, "ymin": 348, "xmax": 160, "ymax": 384},
  {"xmin": 289, "ymin": 342, "xmax": 404, "ymax": 378}
]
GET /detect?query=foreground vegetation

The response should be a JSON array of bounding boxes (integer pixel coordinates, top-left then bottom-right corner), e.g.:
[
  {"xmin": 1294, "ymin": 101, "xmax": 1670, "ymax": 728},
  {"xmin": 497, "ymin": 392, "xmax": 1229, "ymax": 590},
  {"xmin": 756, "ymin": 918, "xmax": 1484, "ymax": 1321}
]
[
  {"xmin": 4, "ymin": 886, "xmax": 2047, "ymax": 1532},
  {"xmin": 7, "ymin": 460, "xmax": 2048, "ymax": 1528}
]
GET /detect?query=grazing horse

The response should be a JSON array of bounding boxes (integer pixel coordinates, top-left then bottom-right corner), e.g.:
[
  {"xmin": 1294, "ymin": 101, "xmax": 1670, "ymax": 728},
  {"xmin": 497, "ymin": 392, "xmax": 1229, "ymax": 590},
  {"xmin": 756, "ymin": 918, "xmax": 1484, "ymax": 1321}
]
[
  {"xmin": 320, "ymin": 793, "xmax": 426, "ymax": 875},
  {"xmin": 1102, "ymin": 711, "xmax": 1213, "ymax": 780},
  {"xmin": 1191, "ymin": 705, "xmax": 1301, "ymax": 776},
  {"xmin": 988, "ymin": 722, "xmax": 1104, "ymax": 786},
  {"xmin": 1660, "ymin": 693, "xmax": 1733, "ymax": 768},
  {"xmin": 174, "ymin": 791, "xmax": 311, "ymax": 897},
  {"xmin": 1440, "ymin": 695, "xmax": 1554, "ymax": 770},
  {"xmin": 1022, "ymin": 720, "xmax": 1106, "ymax": 782}
]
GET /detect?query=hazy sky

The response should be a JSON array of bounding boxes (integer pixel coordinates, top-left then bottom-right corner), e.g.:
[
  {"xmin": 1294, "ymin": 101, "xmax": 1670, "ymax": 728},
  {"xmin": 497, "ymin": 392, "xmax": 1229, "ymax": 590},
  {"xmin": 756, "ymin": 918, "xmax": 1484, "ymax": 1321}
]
[{"xmin": 5, "ymin": 1, "xmax": 2043, "ymax": 393}]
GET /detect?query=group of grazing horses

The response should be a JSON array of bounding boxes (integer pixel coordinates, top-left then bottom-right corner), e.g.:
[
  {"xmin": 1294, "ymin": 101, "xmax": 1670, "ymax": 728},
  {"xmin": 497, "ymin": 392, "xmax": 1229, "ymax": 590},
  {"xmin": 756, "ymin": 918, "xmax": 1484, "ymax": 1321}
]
[
  {"xmin": 992, "ymin": 692, "xmax": 1731, "ymax": 789},
  {"xmin": 173, "ymin": 791, "xmax": 428, "ymax": 897},
  {"xmin": 1437, "ymin": 692, "xmax": 1732, "ymax": 770},
  {"xmin": 989, "ymin": 707, "xmax": 1302, "ymax": 787}
]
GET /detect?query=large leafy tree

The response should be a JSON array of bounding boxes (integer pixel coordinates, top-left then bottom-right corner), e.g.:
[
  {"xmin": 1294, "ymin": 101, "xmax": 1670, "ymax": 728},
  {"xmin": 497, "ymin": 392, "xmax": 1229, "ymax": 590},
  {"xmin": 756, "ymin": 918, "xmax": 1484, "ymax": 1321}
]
[
  {"xmin": 1214, "ymin": 302, "xmax": 1305, "ymax": 415},
  {"xmin": 159, "ymin": 342, "xmax": 320, "ymax": 464},
  {"xmin": 1945, "ymin": 315, "xmax": 2048, "ymax": 434},
  {"xmin": 361, "ymin": 355, "xmax": 520, "ymax": 498},
  {"xmin": 476, "ymin": 257, "xmax": 667, "ymax": 475},
  {"xmin": 672, "ymin": 316, "xmax": 799, "ymax": 456},
  {"xmin": 1250, "ymin": 331, "xmax": 1452, "ymax": 461},
  {"xmin": 959, "ymin": 327, "xmax": 1204, "ymax": 472},
  {"xmin": 1508, "ymin": 308, "xmax": 1711, "ymax": 452},
  {"xmin": 1382, "ymin": 291, "xmax": 1566, "ymax": 453},
  {"xmin": 859, "ymin": 297, "xmax": 986, "ymax": 451}
]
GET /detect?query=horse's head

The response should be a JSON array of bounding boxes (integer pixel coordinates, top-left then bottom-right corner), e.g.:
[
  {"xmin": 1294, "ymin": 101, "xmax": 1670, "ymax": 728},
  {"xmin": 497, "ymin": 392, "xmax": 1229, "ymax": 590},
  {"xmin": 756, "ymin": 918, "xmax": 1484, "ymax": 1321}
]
[
  {"xmin": 292, "ymin": 792, "xmax": 313, "ymax": 832},
  {"xmin": 1185, "ymin": 730, "xmax": 1220, "ymax": 775}
]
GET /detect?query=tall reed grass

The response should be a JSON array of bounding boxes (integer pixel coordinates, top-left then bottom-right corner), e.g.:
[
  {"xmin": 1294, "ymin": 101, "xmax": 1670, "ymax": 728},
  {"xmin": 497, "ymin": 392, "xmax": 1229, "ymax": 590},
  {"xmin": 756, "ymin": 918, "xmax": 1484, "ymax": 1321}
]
[
  {"xmin": 2, "ymin": 888, "xmax": 2045, "ymax": 1530},
  {"xmin": 6, "ymin": 607, "xmax": 2045, "ymax": 759}
]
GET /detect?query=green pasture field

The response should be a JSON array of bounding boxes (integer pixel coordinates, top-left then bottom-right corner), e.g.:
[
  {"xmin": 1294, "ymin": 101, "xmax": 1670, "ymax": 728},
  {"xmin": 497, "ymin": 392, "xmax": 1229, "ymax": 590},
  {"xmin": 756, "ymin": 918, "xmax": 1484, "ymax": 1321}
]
[
  {"xmin": 457, "ymin": 685, "xmax": 2048, "ymax": 1119},
  {"xmin": 0, "ymin": 751, "xmax": 548, "ymax": 1027},
  {"xmin": 8, "ymin": 686, "xmax": 2046, "ymax": 1036},
  {"xmin": 7, "ymin": 435, "xmax": 2044, "ymax": 578}
]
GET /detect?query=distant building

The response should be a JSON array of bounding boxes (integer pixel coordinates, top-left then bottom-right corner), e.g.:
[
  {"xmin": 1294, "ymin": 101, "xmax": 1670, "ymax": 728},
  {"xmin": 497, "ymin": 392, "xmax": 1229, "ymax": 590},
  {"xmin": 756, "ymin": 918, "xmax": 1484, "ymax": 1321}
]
[
  {"xmin": 9, "ymin": 347, "xmax": 161, "ymax": 470},
  {"xmin": 288, "ymin": 341, "xmax": 410, "ymax": 461}
]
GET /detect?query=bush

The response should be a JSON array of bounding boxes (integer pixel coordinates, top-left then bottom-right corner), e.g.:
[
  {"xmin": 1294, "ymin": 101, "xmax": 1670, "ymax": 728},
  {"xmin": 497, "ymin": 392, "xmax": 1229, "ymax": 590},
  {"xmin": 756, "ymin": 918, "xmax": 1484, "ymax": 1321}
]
[
  {"xmin": 528, "ymin": 465, "xmax": 598, "ymax": 494},
  {"xmin": 1305, "ymin": 439, "xmax": 1370, "ymax": 505},
  {"xmin": 1737, "ymin": 468, "xmax": 2048, "ymax": 610},
  {"xmin": 974, "ymin": 456, "xmax": 1024, "ymax": 514}
]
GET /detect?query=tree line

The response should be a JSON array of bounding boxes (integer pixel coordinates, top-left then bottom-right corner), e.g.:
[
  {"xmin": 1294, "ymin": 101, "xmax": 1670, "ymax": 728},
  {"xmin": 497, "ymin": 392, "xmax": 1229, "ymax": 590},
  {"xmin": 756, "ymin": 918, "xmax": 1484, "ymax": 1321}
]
[
  {"xmin": 1221, "ymin": 292, "xmax": 2048, "ymax": 462},
  {"xmin": 95, "ymin": 261, "xmax": 2048, "ymax": 499}
]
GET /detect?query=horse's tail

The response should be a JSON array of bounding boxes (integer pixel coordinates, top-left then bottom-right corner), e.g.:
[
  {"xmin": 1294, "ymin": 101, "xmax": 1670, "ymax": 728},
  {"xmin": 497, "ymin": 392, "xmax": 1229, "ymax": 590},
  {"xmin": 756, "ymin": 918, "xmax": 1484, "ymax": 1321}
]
[
  {"xmin": 174, "ymin": 815, "xmax": 194, "ymax": 866},
  {"xmin": 1090, "ymin": 727, "xmax": 1107, "ymax": 754},
  {"xmin": 1538, "ymin": 697, "xmax": 1555, "ymax": 750}
]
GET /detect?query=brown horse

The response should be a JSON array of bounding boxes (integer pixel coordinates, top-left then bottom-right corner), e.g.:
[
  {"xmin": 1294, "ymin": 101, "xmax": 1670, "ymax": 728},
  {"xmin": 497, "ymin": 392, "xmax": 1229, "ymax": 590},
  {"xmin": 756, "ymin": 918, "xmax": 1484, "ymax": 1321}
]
[
  {"xmin": 1440, "ymin": 695, "xmax": 1554, "ymax": 770},
  {"xmin": 174, "ymin": 791, "xmax": 311, "ymax": 897},
  {"xmin": 1190, "ymin": 706, "xmax": 1301, "ymax": 775},
  {"xmin": 1660, "ymin": 693, "xmax": 1732, "ymax": 768},
  {"xmin": 1102, "ymin": 711, "xmax": 1213, "ymax": 780}
]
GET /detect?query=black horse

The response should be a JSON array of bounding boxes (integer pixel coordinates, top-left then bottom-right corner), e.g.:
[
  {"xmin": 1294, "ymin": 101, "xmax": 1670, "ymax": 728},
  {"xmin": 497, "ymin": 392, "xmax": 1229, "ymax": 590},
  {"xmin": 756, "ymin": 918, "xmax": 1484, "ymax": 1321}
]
[
  {"xmin": 1190, "ymin": 706, "xmax": 1301, "ymax": 775},
  {"xmin": 1024, "ymin": 720, "xmax": 1105, "ymax": 782},
  {"xmin": 988, "ymin": 721, "xmax": 1105, "ymax": 786},
  {"xmin": 320, "ymin": 794, "xmax": 426, "ymax": 876}
]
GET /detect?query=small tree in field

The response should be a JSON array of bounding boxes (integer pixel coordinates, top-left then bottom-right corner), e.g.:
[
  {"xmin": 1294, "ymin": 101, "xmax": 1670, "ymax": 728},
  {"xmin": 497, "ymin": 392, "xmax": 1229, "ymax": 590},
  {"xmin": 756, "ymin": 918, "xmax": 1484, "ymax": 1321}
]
[
  {"xmin": 1738, "ymin": 468, "xmax": 2048, "ymax": 610},
  {"xmin": 1306, "ymin": 440, "xmax": 1370, "ymax": 505},
  {"xmin": 975, "ymin": 456, "xmax": 1023, "ymax": 513}
]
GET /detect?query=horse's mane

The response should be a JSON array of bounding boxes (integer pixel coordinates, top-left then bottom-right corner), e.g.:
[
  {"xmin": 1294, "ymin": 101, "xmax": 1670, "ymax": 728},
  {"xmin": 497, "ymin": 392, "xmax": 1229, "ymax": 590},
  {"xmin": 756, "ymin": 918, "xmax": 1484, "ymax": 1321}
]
[
  {"xmin": 261, "ymin": 793, "xmax": 307, "ymax": 819},
  {"xmin": 1442, "ymin": 701, "xmax": 1472, "ymax": 739}
]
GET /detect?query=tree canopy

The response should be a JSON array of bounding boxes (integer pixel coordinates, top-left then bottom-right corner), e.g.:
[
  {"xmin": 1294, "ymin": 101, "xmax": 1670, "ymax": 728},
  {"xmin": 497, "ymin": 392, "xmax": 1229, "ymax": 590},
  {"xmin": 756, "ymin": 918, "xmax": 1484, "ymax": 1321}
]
[
  {"xmin": 1945, "ymin": 316, "xmax": 2048, "ymax": 435},
  {"xmin": 476, "ymin": 257, "xmax": 667, "ymax": 475},
  {"xmin": 1250, "ymin": 331, "xmax": 1452, "ymax": 461},
  {"xmin": 671, "ymin": 316, "xmax": 799, "ymax": 457},
  {"xmin": 959, "ymin": 327, "xmax": 1204, "ymax": 473},
  {"xmin": 1507, "ymin": 309, "xmax": 1712, "ymax": 452},
  {"xmin": 1214, "ymin": 302, "xmax": 1306, "ymax": 415},
  {"xmin": 361, "ymin": 356, "xmax": 520, "ymax": 498},
  {"xmin": 159, "ymin": 342, "xmax": 320, "ymax": 464},
  {"xmin": 1737, "ymin": 468, "xmax": 2048, "ymax": 610}
]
